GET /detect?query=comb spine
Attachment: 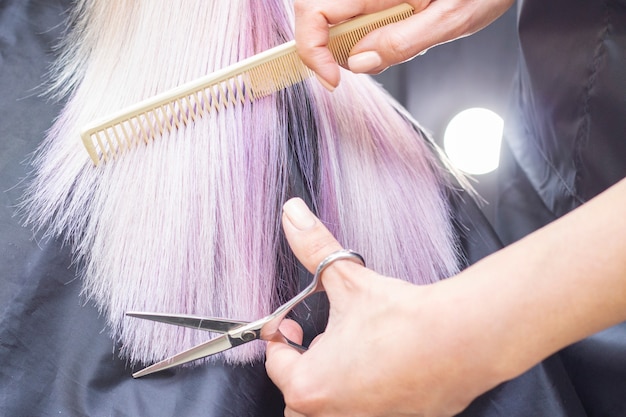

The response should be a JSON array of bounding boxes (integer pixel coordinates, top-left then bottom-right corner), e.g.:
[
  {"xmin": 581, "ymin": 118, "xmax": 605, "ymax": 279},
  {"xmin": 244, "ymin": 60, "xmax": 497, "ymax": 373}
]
[
  {"xmin": 79, "ymin": 40, "xmax": 298, "ymax": 163},
  {"xmin": 80, "ymin": 3, "xmax": 415, "ymax": 165}
]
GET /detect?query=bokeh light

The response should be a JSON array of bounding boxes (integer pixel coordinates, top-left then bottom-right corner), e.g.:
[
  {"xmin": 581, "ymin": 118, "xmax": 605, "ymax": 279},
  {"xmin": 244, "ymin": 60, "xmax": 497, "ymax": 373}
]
[{"xmin": 443, "ymin": 107, "xmax": 504, "ymax": 175}]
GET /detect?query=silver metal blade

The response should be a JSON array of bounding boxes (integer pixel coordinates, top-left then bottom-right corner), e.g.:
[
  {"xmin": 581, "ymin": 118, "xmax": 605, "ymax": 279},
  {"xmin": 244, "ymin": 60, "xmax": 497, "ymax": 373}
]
[
  {"xmin": 132, "ymin": 334, "xmax": 234, "ymax": 378},
  {"xmin": 126, "ymin": 311, "xmax": 247, "ymax": 333}
]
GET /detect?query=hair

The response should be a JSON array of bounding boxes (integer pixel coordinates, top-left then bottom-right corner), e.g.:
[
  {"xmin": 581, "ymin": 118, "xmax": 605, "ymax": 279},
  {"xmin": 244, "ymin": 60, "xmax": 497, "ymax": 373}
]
[{"xmin": 22, "ymin": 0, "xmax": 461, "ymax": 366}]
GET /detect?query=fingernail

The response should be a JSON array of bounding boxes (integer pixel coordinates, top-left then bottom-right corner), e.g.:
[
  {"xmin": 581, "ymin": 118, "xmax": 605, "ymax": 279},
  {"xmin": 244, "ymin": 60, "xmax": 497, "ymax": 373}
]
[
  {"xmin": 283, "ymin": 198, "xmax": 317, "ymax": 231},
  {"xmin": 347, "ymin": 51, "xmax": 382, "ymax": 73},
  {"xmin": 315, "ymin": 73, "xmax": 336, "ymax": 92}
]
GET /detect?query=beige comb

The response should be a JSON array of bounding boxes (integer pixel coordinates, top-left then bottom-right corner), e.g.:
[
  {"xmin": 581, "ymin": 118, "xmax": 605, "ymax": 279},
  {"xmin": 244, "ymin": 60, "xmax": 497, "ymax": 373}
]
[{"xmin": 80, "ymin": 3, "xmax": 414, "ymax": 165}]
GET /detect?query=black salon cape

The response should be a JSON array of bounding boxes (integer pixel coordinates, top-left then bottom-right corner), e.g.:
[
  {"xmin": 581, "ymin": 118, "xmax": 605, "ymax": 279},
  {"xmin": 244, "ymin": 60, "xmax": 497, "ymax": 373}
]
[
  {"xmin": 1, "ymin": 1, "xmax": 624, "ymax": 416},
  {"xmin": 493, "ymin": 0, "xmax": 626, "ymax": 416}
]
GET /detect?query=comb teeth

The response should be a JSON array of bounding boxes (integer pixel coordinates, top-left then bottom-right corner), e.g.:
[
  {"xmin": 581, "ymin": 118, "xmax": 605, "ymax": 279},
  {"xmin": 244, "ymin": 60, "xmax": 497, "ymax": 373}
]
[
  {"xmin": 80, "ymin": 3, "xmax": 415, "ymax": 165},
  {"xmin": 328, "ymin": 6, "xmax": 414, "ymax": 66}
]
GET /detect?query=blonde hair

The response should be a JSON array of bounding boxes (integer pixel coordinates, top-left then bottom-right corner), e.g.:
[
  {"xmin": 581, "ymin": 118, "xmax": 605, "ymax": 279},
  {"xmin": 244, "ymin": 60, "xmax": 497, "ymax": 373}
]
[{"xmin": 23, "ymin": 0, "xmax": 460, "ymax": 366}]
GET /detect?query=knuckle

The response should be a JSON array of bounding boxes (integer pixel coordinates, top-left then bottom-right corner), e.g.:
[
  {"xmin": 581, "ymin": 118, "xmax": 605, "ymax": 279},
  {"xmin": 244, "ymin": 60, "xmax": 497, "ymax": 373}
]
[
  {"xmin": 304, "ymin": 243, "xmax": 326, "ymax": 264},
  {"xmin": 293, "ymin": 1, "xmax": 323, "ymax": 27},
  {"xmin": 326, "ymin": 260, "xmax": 367, "ymax": 290},
  {"xmin": 292, "ymin": 0, "xmax": 308, "ymax": 16},
  {"xmin": 382, "ymin": 30, "xmax": 417, "ymax": 63},
  {"xmin": 283, "ymin": 378, "xmax": 321, "ymax": 415},
  {"xmin": 305, "ymin": 232, "xmax": 342, "ymax": 261}
]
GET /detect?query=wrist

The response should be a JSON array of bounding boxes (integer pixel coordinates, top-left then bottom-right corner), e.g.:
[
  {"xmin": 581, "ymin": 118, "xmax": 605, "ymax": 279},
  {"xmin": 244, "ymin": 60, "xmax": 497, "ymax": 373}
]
[{"xmin": 418, "ymin": 267, "xmax": 542, "ymax": 390}]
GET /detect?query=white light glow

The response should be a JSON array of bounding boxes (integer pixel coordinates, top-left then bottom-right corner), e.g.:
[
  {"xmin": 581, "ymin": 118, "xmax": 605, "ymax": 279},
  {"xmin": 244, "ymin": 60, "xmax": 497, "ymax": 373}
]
[{"xmin": 443, "ymin": 107, "xmax": 504, "ymax": 175}]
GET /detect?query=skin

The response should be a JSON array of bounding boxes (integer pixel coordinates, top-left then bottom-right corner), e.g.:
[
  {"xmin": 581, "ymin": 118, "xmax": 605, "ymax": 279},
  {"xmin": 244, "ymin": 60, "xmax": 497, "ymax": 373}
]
[
  {"xmin": 265, "ymin": 2, "xmax": 626, "ymax": 415},
  {"xmin": 293, "ymin": 0, "xmax": 515, "ymax": 89},
  {"xmin": 267, "ymin": 179, "xmax": 626, "ymax": 417}
]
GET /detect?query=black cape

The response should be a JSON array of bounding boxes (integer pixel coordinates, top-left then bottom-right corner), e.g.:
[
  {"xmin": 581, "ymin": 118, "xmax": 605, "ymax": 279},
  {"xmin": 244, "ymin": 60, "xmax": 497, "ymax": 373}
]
[
  {"xmin": 494, "ymin": 0, "xmax": 626, "ymax": 416},
  {"xmin": 1, "ymin": 0, "xmax": 624, "ymax": 415}
]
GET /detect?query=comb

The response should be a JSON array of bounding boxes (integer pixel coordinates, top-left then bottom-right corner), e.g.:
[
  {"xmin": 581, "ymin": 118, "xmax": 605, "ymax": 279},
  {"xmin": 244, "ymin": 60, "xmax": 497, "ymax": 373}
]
[{"xmin": 80, "ymin": 3, "xmax": 414, "ymax": 165}]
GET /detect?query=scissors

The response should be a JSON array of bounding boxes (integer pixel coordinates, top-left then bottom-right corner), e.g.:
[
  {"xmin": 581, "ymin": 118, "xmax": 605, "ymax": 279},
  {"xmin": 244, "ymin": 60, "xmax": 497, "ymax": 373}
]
[{"xmin": 127, "ymin": 249, "xmax": 365, "ymax": 378}]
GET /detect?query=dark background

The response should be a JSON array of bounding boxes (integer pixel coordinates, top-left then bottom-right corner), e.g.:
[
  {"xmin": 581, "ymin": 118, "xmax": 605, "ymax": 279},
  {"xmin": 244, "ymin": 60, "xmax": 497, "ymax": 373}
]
[{"xmin": 376, "ymin": 5, "xmax": 519, "ymax": 222}]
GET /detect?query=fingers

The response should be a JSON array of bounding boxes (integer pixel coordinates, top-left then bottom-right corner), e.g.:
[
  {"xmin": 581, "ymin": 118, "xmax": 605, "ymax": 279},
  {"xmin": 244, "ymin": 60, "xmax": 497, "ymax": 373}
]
[
  {"xmin": 294, "ymin": 0, "xmax": 410, "ymax": 89},
  {"xmin": 346, "ymin": 1, "xmax": 470, "ymax": 74},
  {"xmin": 270, "ymin": 199, "xmax": 374, "ymax": 416},
  {"xmin": 347, "ymin": 15, "xmax": 437, "ymax": 74},
  {"xmin": 348, "ymin": 0, "xmax": 516, "ymax": 74},
  {"xmin": 265, "ymin": 320, "xmax": 304, "ymax": 390},
  {"xmin": 295, "ymin": 0, "xmax": 515, "ymax": 81},
  {"xmin": 277, "ymin": 318, "xmax": 305, "ymax": 345},
  {"xmin": 266, "ymin": 321, "xmax": 309, "ymax": 417},
  {"xmin": 281, "ymin": 198, "xmax": 344, "ymax": 274}
]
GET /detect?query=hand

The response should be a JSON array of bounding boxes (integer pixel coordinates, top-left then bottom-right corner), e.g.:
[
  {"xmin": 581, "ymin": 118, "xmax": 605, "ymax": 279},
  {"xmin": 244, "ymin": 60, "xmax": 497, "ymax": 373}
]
[
  {"xmin": 267, "ymin": 178, "xmax": 626, "ymax": 416},
  {"xmin": 294, "ymin": 0, "xmax": 515, "ymax": 89},
  {"xmin": 265, "ymin": 198, "xmax": 506, "ymax": 417}
]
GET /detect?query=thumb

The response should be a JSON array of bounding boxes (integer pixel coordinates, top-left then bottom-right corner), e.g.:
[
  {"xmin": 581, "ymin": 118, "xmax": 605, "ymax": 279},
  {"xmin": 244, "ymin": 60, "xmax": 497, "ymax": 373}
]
[
  {"xmin": 281, "ymin": 198, "xmax": 345, "ymax": 274},
  {"xmin": 281, "ymin": 198, "xmax": 367, "ymax": 306}
]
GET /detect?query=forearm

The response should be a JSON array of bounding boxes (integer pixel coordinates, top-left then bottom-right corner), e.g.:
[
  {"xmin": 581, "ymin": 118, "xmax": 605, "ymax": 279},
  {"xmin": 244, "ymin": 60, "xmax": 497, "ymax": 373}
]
[
  {"xmin": 267, "ymin": 181, "xmax": 626, "ymax": 416},
  {"xmin": 448, "ymin": 177, "xmax": 626, "ymax": 382}
]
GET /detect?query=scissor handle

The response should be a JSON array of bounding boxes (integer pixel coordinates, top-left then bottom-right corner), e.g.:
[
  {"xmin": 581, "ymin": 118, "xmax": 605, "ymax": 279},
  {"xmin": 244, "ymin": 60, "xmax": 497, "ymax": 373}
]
[
  {"xmin": 257, "ymin": 249, "xmax": 365, "ymax": 347},
  {"xmin": 128, "ymin": 250, "xmax": 366, "ymax": 377}
]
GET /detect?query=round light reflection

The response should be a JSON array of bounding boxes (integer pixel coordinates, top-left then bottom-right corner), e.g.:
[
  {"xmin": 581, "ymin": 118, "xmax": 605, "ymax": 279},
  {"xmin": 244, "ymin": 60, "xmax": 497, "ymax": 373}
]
[{"xmin": 443, "ymin": 107, "xmax": 503, "ymax": 175}]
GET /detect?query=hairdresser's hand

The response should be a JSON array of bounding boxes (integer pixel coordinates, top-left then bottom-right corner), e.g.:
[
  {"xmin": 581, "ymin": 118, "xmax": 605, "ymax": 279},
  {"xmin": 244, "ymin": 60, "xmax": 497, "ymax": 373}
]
[
  {"xmin": 294, "ymin": 0, "xmax": 515, "ymax": 89},
  {"xmin": 265, "ymin": 198, "xmax": 507, "ymax": 417},
  {"xmin": 268, "ymin": 179, "xmax": 626, "ymax": 416}
]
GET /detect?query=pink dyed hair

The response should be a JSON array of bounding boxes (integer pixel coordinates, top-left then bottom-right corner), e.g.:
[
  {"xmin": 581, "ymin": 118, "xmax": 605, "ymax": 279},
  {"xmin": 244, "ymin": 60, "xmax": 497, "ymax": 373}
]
[{"xmin": 22, "ymin": 0, "xmax": 460, "ymax": 366}]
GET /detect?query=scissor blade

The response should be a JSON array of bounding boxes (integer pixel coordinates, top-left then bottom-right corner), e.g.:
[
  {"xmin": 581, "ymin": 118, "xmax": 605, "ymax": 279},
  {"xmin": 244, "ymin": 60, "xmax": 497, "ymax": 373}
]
[
  {"xmin": 132, "ymin": 333, "xmax": 234, "ymax": 378},
  {"xmin": 126, "ymin": 311, "xmax": 247, "ymax": 333}
]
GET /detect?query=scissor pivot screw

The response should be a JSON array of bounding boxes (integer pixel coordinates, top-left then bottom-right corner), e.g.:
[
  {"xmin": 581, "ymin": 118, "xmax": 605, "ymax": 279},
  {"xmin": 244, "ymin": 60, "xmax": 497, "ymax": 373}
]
[{"xmin": 241, "ymin": 330, "xmax": 257, "ymax": 342}]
